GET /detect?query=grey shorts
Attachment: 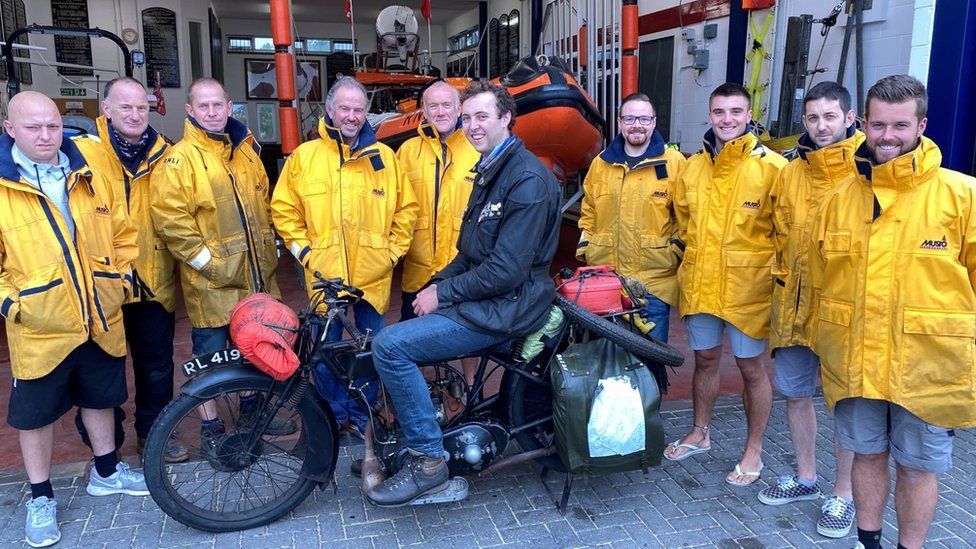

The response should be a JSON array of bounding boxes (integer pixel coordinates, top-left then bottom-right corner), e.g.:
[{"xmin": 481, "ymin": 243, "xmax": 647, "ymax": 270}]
[
  {"xmin": 833, "ymin": 397, "xmax": 955, "ymax": 474},
  {"xmin": 683, "ymin": 313, "xmax": 766, "ymax": 358},
  {"xmin": 773, "ymin": 345, "xmax": 820, "ymax": 398}
]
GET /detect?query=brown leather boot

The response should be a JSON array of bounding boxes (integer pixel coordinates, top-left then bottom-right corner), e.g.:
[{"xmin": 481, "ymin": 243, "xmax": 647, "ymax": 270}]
[{"xmin": 365, "ymin": 449, "xmax": 448, "ymax": 507}]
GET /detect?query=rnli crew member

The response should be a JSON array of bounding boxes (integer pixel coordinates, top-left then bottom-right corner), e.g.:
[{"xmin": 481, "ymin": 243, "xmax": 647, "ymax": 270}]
[
  {"xmin": 1, "ymin": 91, "xmax": 146, "ymax": 548},
  {"xmin": 758, "ymin": 82, "xmax": 859, "ymax": 538},
  {"xmin": 73, "ymin": 77, "xmax": 187, "ymax": 463},
  {"xmin": 666, "ymin": 83, "xmax": 787, "ymax": 488},
  {"xmin": 367, "ymin": 80, "xmax": 561, "ymax": 506},
  {"xmin": 577, "ymin": 93, "xmax": 687, "ymax": 342},
  {"xmin": 151, "ymin": 77, "xmax": 290, "ymax": 440},
  {"xmin": 271, "ymin": 76, "xmax": 418, "ymax": 438},
  {"xmin": 810, "ymin": 74, "xmax": 976, "ymax": 549}
]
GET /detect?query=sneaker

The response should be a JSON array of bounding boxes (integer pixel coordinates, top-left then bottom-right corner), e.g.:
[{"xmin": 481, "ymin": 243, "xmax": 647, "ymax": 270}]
[
  {"xmin": 239, "ymin": 397, "xmax": 297, "ymax": 436},
  {"xmin": 24, "ymin": 496, "xmax": 60, "ymax": 548},
  {"xmin": 757, "ymin": 475, "xmax": 821, "ymax": 506},
  {"xmin": 86, "ymin": 462, "xmax": 150, "ymax": 497},
  {"xmin": 818, "ymin": 495, "xmax": 856, "ymax": 538}
]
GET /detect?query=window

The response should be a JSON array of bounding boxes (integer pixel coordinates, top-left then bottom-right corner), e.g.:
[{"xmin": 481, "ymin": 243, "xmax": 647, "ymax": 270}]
[
  {"xmin": 188, "ymin": 20, "xmax": 204, "ymax": 80},
  {"xmin": 227, "ymin": 35, "xmax": 349, "ymax": 54},
  {"xmin": 227, "ymin": 35, "xmax": 253, "ymax": 52},
  {"xmin": 333, "ymin": 40, "xmax": 353, "ymax": 52},
  {"xmin": 253, "ymin": 37, "xmax": 275, "ymax": 51},
  {"xmin": 306, "ymin": 39, "xmax": 331, "ymax": 53}
]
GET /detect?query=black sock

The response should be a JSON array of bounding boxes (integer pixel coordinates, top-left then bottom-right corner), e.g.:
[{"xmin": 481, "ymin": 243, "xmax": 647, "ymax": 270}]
[
  {"xmin": 857, "ymin": 528, "xmax": 882, "ymax": 549},
  {"xmin": 93, "ymin": 451, "xmax": 119, "ymax": 478},
  {"xmin": 30, "ymin": 480, "xmax": 54, "ymax": 500}
]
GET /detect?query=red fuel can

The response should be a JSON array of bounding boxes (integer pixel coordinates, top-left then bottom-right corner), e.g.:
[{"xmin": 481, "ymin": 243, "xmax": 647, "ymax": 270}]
[{"xmin": 556, "ymin": 266, "xmax": 624, "ymax": 314}]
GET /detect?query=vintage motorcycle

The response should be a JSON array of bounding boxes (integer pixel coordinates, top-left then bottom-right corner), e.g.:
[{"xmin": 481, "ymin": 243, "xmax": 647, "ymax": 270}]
[{"xmin": 142, "ymin": 274, "xmax": 683, "ymax": 532}]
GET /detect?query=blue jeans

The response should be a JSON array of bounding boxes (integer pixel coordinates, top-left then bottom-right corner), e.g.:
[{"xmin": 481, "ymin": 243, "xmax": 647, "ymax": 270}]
[
  {"xmin": 371, "ymin": 313, "xmax": 509, "ymax": 458},
  {"xmin": 312, "ymin": 300, "xmax": 385, "ymax": 428},
  {"xmin": 192, "ymin": 326, "xmax": 230, "ymax": 356},
  {"xmin": 643, "ymin": 293, "xmax": 671, "ymax": 343}
]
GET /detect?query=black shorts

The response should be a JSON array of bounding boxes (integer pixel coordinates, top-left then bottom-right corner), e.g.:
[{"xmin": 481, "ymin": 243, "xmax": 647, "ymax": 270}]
[{"xmin": 7, "ymin": 339, "xmax": 127, "ymax": 430}]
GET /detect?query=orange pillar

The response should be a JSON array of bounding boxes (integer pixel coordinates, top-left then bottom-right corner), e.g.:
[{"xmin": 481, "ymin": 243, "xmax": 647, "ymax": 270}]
[
  {"xmin": 621, "ymin": 0, "xmax": 639, "ymax": 97},
  {"xmin": 270, "ymin": 0, "xmax": 300, "ymax": 153},
  {"xmin": 579, "ymin": 24, "xmax": 587, "ymax": 68}
]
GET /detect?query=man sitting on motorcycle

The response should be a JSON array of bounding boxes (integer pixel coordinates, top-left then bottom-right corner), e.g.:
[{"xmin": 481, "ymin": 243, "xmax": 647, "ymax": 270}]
[{"xmin": 368, "ymin": 80, "xmax": 562, "ymax": 506}]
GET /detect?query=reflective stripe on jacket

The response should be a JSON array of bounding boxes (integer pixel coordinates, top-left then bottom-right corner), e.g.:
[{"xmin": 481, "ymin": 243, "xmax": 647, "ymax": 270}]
[
  {"xmin": 151, "ymin": 117, "xmax": 279, "ymax": 328},
  {"xmin": 769, "ymin": 128, "xmax": 863, "ymax": 350},
  {"xmin": 271, "ymin": 118, "xmax": 418, "ymax": 314},
  {"xmin": 578, "ymin": 131, "xmax": 687, "ymax": 306},
  {"xmin": 397, "ymin": 123, "xmax": 478, "ymax": 293},
  {"xmin": 810, "ymin": 136, "xmax": 976, "ymax": 428},
  {"xmin": 0, "ymin": 135, "xmax": 137, "ymax": 379},
  {"xmin": 73, "ymin": 116, "xmax": 177, "ymax": 311},
  {"xmin": 673, "ymin": 128, "xmax": 788, "ymax": 338}
]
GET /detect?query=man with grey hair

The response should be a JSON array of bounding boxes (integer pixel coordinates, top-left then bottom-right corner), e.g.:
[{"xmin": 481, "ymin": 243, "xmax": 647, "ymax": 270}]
[{"xmin": 271, "ymin": 76, "xmax": 417, "ymax": 437}]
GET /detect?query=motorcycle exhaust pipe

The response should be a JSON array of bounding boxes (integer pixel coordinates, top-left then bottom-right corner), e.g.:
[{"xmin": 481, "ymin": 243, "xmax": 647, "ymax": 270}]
[{"xmin": 360, "ymin": 421, "xmax": 387, "ymax": 497}]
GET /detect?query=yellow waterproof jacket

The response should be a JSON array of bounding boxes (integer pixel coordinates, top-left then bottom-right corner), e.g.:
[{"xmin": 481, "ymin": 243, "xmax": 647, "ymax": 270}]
[
  {"xmin": 73, "ymin": 116, "xmax": 177, "ymax": 311},
  {"xmin": 769, "ymin": 128, "xmax": 864, "ymax": 350},
  {"xmin": 810, "ymin": 137, "xmax": 976, "ymax": 428},
  {"xmin": 673, "ymin": 128, "xmax": 788, "ymax": 338},
  {"xmin": 151, "ymin": 117, "xmax": 279, "ymax": 328},
  {"xmin": 0, "ymin": 135, "xmax": 137, "ymax": 379},
  {"xmin": 396, "ymin": 123, "xmax": 478, "ymax": 293},
  {"xmin": 271, "ymin": 118, "xmax": 418, "ymax": 313},
  {"xmin": 578, "ymin": 131, "xmax": 687, "ymax": 305}
]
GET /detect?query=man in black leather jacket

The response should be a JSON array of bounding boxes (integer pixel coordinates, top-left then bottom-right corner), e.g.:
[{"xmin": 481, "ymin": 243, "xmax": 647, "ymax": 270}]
[{"xmin": 368, "ymin": 80, "xmax": 561, "ymax": 506}]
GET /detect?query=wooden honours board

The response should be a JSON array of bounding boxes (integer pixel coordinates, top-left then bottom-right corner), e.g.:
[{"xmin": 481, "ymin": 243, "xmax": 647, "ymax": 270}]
[
  {"xmin": 142, "ymin": 7, "xmax": 181, "ymax": 88},
  {"xmin": 51, "ymin": 0, "xmax": 93, "ymax": 76}
]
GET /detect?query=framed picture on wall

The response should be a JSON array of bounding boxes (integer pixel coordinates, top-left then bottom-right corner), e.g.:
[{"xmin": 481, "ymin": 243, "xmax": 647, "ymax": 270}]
[
  {"xmin": 245, "ymin": 58, "xmax": 323, "ymax": 101},
  {"xmin": 231, "ymin": 102, "xmax": 250, "ymax": 128},
  {"xmin": 245, "ymin": 59, "xmax": 277, "ymax": 99},
  {"xmin": 255, "ymin": 102, "xmax": 279, "ymax": 143}
]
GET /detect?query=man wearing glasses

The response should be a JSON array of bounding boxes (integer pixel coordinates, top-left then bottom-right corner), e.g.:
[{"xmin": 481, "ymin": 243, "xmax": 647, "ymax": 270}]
[{"xmin": 577, "ymin": 93, "xmax": 687, "ymax": 342}]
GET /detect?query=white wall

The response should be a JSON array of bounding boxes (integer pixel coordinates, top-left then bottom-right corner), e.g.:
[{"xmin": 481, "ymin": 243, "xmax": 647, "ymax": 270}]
[{"xmin": 15, "ymin": 0, "xmax": 213, "ymax": 140}]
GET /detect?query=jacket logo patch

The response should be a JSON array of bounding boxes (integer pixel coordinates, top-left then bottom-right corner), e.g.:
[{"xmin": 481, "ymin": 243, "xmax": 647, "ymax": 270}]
[
  {"xmin": 478, "ymin": 201, "xmax": 502, "ymax": 222},
  {"xmin": 652, "ymin": 190, "xmax": 669, "ymax": 199},
  {"xmin": 920, "ymin": 235, "xmax": 948, "ymax": 250},
  {"xmin": 741, "ymin": 199, "xmax": 761, "ymax": 210},
  {"xmin": 464, "ymin": 176, "xmax": 475, "ymax": 183},
  {"xmin": 371, "ymin": 188, "xmax": 386, "ymax": 197},
  {"xmin": 163, "ymin": 157, "xmax": 180, "ymax": 165},
  {"xmin": 94, "ymin": 205, "xmax": 111, "ymax": 215}
]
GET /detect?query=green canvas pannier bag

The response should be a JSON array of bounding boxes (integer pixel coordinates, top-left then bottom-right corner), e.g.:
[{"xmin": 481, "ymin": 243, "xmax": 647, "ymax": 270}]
[{"xmin": 551, "ymin": 336, "xmax": 664, "ymax": 474}]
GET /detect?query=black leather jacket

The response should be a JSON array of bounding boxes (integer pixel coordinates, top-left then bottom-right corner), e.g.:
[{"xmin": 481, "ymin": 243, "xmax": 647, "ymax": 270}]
[{"xmin": 433, "ymin": 137, "xmax": 561, "ymax": 336}]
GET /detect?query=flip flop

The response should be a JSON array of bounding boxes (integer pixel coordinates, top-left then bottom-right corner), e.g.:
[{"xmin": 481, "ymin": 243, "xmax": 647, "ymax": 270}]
[
  {"xmin": 663, "ymin": 439, "xmax": 711, "ymax": 462},
  {"xmin": 725, "ymin": 462, "xmax": 764, "ymax": 486}
]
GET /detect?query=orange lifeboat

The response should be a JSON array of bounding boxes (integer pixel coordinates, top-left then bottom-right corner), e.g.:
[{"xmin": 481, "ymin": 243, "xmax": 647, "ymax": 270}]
[{"xmin": 370, "ymin": 56, "xmax": 605, "ymax": 182}]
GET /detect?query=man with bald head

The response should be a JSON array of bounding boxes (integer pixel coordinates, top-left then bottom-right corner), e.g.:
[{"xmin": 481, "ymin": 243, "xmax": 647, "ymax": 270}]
[
  {"xmin": 272, "ymin": 76, "xmax": 417, "ymax": 437},
  {"xmin": 151, "ymin": 77, "xmax": 288, "ymax": 448},
  {"xmin": 0, "ymin": 91, "xmax": 144, "ymax": 547},
  {"xmin": 73, "ymin": 77, "xmax": 185, "ymax": 463}
]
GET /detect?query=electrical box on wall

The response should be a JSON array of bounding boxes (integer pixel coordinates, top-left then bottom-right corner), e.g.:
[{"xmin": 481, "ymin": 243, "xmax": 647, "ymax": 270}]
[
  {"xmin": 704, "ymin": 23, "xmax": 718, "ymax": 40},
  {"xmin": 682, "ymin": 28, "xmax": 696, "ymax": 41},
  {"xmin": 693, "ymin": 49, "xmax": 709, "ymax": 70}
]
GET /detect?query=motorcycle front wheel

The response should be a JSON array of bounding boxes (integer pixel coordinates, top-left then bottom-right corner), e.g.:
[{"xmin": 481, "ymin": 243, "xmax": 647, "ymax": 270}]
[{"xmin": 143, "ymin": 377, "xmax": 324, "ymax": 532}]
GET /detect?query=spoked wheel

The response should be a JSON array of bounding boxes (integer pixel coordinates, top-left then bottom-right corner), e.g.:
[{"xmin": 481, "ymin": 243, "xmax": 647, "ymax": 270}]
[
  {"xmin": 143, "ymin": 378, "xmax": 325, "ymax": 532},
  {"xmin": 506, "ymin": 360, "xmax": 565, "ymax": 472}
]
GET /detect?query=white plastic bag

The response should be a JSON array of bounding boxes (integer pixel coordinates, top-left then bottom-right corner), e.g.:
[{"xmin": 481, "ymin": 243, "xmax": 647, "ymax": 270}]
[{"xmin": 587, "ymin": 375, "xmax": 645, "ymax": 457}]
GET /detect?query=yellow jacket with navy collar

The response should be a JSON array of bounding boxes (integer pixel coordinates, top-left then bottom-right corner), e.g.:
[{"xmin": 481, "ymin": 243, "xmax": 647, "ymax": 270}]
[
  {"xmin": 0, "ymin": 134, "xmax": 137, "ymax": 380},
  {"xmin": 578, "ymin": 130, "xmax": 687, "ymax": 306},
  {"xmin": 73, "ymin": 115, "xmax": 177, "ymax": 311},
  {"xmin": 810, "ymin": 136, "xmax": 976, "ymax": 428},
  {"xmin": 673, "ymin": 127, "xmax": 788, "ymax": 339},
  {"xmin": 396, "ymin": 122, "xmax": 478, "ymax": 293},
  {"xmin": 271, "ymin": 118, "xmax": 418, "ymax": 314},
  {"xmin": 151, "ymin": 117, "xmax": 279, "ymax": 328}
]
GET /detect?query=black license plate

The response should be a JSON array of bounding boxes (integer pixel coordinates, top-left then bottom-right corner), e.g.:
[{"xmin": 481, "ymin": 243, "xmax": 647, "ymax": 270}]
[{"xmin": 181, "ymin": 347, "xmax": 242, "ymax": 378}]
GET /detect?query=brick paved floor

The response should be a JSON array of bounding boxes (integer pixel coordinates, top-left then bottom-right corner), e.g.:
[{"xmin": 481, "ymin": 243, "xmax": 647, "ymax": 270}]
[{"xmin": 0, "ymin": 396, "xmax": 973, "ymax": 548}]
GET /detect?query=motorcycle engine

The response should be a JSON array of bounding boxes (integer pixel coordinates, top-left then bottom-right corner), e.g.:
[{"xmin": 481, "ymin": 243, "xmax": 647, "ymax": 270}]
[{"xmin": 384, "ymin": 420, "xmax": 509, "ymax": 477}]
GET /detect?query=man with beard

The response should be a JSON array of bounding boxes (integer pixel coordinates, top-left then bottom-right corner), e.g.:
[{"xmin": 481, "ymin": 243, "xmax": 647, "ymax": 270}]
[
  {"xmin": 73, "ymin": 77, "xmax": 186, "ymax": 463},
  {"xmin": 271, "ymin": 76, "xmax": 418, "ymax": 438},
  {"xmin": 758, "ymin": 81, "xmax": 860, "ymax": 538},
  {"xmin": 666, "ymin": 83, "xmax": 787, "ymax": 489},
  {"xmin": 810, "ymin": 74, "xmax": 976, "ymax": 549},
  {"xmin": 366, "ymin": 80, "xmax": 561, "ymax": 506},
  {"xmin": 577, "ymin": 93, "xmax": 686, "ymax": 342}
]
